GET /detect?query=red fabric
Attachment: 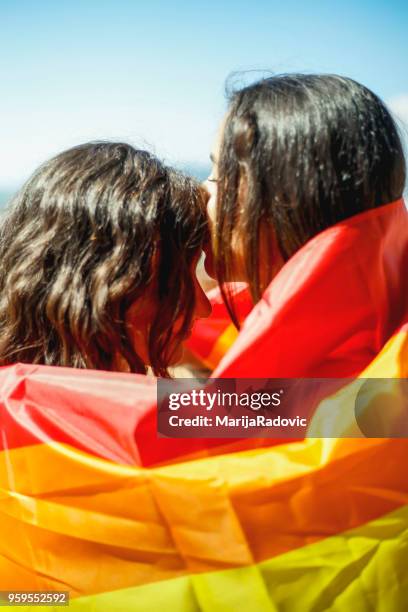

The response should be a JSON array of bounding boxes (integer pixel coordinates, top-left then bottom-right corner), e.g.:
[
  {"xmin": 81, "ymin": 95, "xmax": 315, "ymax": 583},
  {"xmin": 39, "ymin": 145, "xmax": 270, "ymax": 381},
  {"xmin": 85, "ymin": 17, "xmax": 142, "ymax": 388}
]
[
  {"xmin": 0, "ymin": 363, "xmax": 280, "ymax": 466},
  {"xmin": 1, "ymin": 201, "xmax": 406, "ymax": 468},
  {"xmin": 213, "ymin": 200, "xmax": 408, "ymax": 377}
]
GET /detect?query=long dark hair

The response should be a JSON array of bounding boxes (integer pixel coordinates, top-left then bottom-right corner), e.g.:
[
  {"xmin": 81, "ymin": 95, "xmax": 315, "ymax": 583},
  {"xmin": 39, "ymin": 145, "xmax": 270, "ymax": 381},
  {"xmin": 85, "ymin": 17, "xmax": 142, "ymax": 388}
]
[
  {"xmin": 215, "ymin": 74, "xmax": 406, "ymax": 324},
  {"xmin": 0, "ymin": 142, "xmax": 208, "ymax": 375}
]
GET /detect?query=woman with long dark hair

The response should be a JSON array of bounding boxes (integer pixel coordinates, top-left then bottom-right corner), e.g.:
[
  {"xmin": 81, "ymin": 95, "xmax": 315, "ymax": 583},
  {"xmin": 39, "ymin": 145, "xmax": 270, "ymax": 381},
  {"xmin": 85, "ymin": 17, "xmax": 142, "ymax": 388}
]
[
  {"xmin": 189, "ymin": 74, "xmax": 407, "ymax": 377},
  {"xmin": 0, "ymin": 142, "xmax": 211, "ymax": 375}
]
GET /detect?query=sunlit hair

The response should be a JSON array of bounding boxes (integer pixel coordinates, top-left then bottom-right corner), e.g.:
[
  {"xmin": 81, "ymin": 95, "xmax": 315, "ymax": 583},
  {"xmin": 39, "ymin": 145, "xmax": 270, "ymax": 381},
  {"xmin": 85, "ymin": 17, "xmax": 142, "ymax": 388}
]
[
  {"xmin": 215, "ymin": 74, "xmax": 406, "ymax": 325},
  {"xmin": 0, "ymin": 142, "xmax": 208, "ymax": 375}
]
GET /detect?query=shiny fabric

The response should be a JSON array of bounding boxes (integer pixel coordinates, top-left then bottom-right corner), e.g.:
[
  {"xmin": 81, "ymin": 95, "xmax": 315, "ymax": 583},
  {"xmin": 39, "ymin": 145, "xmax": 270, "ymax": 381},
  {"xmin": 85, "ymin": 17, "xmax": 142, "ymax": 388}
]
[
  {"xmin": 188, "ymin": 200, "xmax": 408, "ymax": 377},
  {"xmin": 0, "ymin": 201, "xmax": 407, "ymax": 609},
  {"xmin": 0, "ymin": 332, "xmax": 407, "ymax": 607}
]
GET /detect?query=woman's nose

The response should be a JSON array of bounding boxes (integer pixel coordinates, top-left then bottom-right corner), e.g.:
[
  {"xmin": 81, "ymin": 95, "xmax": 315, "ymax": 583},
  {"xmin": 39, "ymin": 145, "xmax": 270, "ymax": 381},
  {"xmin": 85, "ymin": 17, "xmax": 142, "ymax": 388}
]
[
  {"xmin": 203, "ymin": 240, "xmax": 216, "ymax": 279},
  {"xmin": 202, "ymin": 181, "xmax": 217, "ymax": 234}
]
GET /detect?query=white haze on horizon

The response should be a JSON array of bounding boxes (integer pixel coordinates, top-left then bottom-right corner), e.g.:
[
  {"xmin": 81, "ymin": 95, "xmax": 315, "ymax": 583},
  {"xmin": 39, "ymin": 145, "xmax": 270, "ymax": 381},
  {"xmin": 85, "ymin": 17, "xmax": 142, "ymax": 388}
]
[{"xmin": 0, "ymin": 94, "xmax": 407, "ymax": 197}]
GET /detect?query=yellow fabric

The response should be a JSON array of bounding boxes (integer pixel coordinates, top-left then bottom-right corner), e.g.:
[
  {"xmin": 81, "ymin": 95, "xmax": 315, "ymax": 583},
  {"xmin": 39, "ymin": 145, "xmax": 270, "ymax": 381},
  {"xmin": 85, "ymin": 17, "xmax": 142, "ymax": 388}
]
[
  {"xmin": 9, "ymin": 502, "xmax": 406, "ymax": 611},
  {"xmin": 0, "ymin": 328, "xmax": 406, "ymax": 609},
  {"xmin": 309, "ymin": 328, "xmax": 408, "ymax": 437},
  {"xmin": 1, "ymin": 435, "xmax": 407, "ymax": 598},
  {"xmin": 203, "ymin": 323, "xmax": 239, "ymax": 370}
]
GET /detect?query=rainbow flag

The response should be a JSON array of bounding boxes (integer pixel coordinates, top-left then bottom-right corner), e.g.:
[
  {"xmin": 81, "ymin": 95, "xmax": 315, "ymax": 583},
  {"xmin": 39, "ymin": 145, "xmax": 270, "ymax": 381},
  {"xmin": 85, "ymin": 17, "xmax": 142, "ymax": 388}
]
[
  {"xmin": 0, "ymin": 200, "xmax": 407, "ymax": 610},
  {"xmin": 0, "ymin": 328, "xmax": 407, "ymax": 610}
]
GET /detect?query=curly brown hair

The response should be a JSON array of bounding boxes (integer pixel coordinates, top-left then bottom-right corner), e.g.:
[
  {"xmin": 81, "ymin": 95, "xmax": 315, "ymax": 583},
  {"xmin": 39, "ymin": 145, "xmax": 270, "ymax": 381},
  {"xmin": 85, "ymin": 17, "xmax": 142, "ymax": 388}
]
[{"xmin": 0, "ymin": 142, "xmax": 208, "ymax": 375}]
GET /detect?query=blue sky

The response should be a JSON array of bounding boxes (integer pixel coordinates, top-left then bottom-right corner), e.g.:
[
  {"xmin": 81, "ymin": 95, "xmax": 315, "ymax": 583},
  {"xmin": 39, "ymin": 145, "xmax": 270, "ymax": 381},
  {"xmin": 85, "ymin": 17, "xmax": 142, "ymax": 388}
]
[{"xmin": 1, "ymin": 0, "xmax": 408, "ymax": 187}]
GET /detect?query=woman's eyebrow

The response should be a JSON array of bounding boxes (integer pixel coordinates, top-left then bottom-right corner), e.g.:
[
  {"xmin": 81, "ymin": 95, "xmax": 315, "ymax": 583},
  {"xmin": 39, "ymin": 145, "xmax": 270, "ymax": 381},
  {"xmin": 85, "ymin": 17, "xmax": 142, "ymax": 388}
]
[{"xmin": 210, "ymin": 153, "xmax": 217, "ymax": 164}]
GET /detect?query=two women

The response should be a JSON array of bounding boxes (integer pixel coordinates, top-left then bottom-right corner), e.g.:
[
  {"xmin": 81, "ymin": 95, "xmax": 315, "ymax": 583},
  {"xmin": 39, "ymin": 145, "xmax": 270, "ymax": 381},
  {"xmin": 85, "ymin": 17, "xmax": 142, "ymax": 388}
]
[
  {"xmin": 0, "ymin": 74, "xmax": 406, "ymax": 377},
  {"xmin": 0, "ymin": 74, "xmax": 406, "ymax": 611}
]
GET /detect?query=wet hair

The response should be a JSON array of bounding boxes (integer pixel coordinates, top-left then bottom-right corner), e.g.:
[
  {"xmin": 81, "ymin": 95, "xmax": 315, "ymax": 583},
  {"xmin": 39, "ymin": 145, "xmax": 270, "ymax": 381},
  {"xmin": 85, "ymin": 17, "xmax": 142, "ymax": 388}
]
[
  {"xmin": 0, "ymin": 142, "xmax": 208, "ymax": 375},
  {"xmin": 215, "ymin": 74, "xmax": 406, "ymax": 324}
]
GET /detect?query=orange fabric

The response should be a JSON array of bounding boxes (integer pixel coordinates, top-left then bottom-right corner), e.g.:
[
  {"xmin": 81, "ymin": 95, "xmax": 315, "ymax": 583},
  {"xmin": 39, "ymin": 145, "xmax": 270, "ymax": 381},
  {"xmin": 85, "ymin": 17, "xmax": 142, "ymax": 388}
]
[{"xmin": 1, "ymin": 424, "xmax": 408, "ymax": 595}]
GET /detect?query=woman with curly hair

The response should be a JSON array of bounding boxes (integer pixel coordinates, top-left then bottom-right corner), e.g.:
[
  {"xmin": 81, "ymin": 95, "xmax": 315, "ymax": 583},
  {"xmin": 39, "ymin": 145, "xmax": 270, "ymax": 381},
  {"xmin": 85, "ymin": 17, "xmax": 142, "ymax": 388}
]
[{"xmin": 0, "ymin": 142, "xmax": 211, "ymax": 375}]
